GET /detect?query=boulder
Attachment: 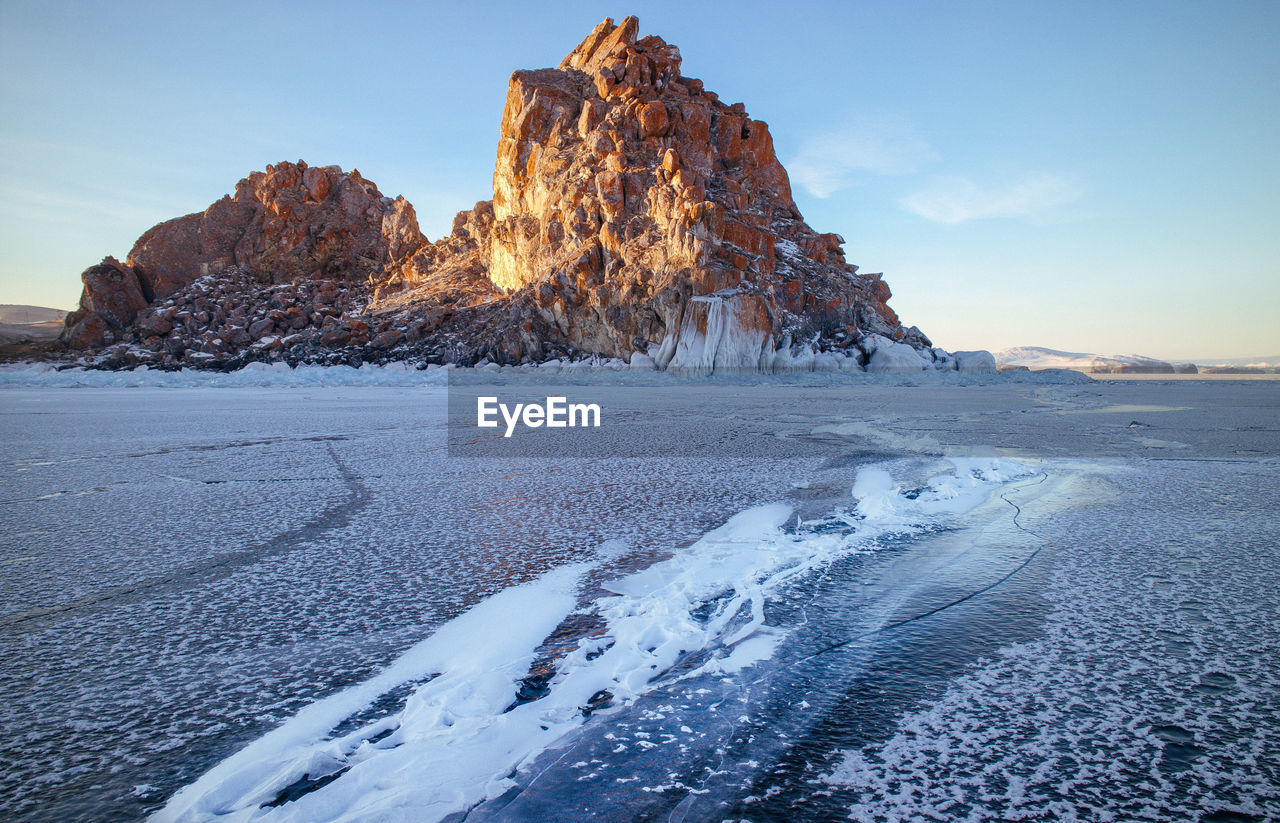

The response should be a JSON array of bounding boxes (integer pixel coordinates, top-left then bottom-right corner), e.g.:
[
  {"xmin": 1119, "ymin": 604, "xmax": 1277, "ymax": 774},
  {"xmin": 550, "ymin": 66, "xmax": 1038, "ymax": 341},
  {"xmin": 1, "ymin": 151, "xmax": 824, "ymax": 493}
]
[
  {"xmin": 865, "ymin": 334, "xmax": 930, "ymax": 373},
  {"xmin": 954, "ymin": 350, "xmax": 997, "ymax": 374},
  {"xmin": 136, "ymin": 314, "xmax": 173, "ymax": 338},
  {"xmin": 813, "ymin": 352, "xmax": 841, "ymax": 372},
  {"xmin": 60, "ymin": 258, "xmax": 149, "ymax": 348},
  {"xmin": 247, "ymin": 318, "xmax": 274, "ymax": 339},
  {"xmin": 629, "ymin": 351, "xmax": 656, "ymax": 370}
]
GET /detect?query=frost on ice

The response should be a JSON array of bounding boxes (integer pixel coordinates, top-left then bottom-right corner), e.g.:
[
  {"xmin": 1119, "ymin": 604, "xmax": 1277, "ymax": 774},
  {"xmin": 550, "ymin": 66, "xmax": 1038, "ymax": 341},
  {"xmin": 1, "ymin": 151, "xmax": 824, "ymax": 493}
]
[{"xmin": 154, "ymin": 458, "xmax": 1036, "ymax": 823}]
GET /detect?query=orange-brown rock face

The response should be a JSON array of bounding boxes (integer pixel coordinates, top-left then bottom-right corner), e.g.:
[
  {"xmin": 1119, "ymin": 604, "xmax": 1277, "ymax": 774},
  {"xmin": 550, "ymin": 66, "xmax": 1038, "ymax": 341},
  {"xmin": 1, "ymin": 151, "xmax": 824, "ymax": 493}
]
[
  {"xmin": 62, "ymin": 160, "xmax": 427, "ymax": 348},
  {"xmin": 62, "ymin": 17, "xmax": 929, "ymax": 370},
  {"xmin": 129, "ymin": 161, "xmax": 424, "ymax": 294},
  {"xmin": 378, "ymin": 15, "xmax": 922, "ymax": 364},
  {"xmin": 60, "ymin": 257, "xmax": 151, "ymax": 348}
]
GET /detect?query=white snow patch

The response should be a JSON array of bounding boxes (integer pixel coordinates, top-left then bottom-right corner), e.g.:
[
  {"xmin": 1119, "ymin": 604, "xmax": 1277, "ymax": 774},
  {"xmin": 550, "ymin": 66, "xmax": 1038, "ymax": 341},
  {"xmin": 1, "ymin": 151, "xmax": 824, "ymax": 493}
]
[
  {"xmin": 628, "ymin": 352, "xmax": 656, "ymax": 370},
  {"xmin": 862, "ymin": 335, "xmax": 930, "ymax": 374},
  {"xmin": 156, "ymin": 458, "xmax": 1037, "ymax": 823},
  {"xmin": 153, "ymin": 564, "xmax": 589, "ymax": 823},
  {"xmin": 954, "ymin": 350, "xmax": 997, "ymax": 374}
]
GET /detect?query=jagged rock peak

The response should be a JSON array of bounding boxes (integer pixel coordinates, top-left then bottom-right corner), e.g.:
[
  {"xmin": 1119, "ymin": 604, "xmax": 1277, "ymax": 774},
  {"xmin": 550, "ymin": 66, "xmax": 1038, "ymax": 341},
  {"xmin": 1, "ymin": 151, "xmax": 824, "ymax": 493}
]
[
  {"xmin": 557, "ymin": 16, "xmax": 682, "ymax": 98},
  {"xmin": 411, "ymin": 14, "xmax": 904, "ymax": 366},
  {"xmin": 59, "ymin": 17, "xmax": 936, "ymax": 374}
]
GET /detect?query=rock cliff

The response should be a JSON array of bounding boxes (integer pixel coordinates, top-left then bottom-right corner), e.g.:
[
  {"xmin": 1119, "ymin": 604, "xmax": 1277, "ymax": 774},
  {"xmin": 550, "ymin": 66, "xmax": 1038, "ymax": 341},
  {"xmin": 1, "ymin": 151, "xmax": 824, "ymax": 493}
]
[{"xmin": 60, "ymin": 17, "xmax": 949, "ymax": 373}]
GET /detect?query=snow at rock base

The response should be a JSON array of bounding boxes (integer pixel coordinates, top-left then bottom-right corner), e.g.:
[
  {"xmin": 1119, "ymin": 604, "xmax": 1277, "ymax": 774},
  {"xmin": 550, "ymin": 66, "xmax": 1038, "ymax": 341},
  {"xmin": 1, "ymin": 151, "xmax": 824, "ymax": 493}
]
[{"xmin": 0, "ymin": 358, "xmax": 1087, "ymax": 389}]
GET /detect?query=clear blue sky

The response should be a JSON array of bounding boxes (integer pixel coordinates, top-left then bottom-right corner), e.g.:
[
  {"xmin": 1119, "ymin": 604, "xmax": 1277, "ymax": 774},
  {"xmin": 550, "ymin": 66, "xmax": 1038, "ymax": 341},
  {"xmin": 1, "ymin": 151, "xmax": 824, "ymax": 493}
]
[{"xmin": 2, "ymin": 0, "xmax": 1276, "ymax": 359}]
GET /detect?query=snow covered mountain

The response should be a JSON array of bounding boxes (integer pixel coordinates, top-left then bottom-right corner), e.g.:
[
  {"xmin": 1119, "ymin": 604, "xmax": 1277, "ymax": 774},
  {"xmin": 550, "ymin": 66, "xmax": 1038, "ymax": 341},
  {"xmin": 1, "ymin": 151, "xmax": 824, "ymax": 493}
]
[{"xmin": 994, "ymin": 346, "xmax": 1193, "ymax": 374}]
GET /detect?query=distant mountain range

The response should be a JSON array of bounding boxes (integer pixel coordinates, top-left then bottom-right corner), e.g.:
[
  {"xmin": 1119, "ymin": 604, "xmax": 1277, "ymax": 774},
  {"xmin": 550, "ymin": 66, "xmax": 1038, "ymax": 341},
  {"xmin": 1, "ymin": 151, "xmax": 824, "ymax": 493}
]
[
  {"xmin": 1196, "ymin": 354, "xmax": 1280, "ymax": 368},
  {"xmin": 996, "ymin": 347, "xmax": 1279, "ymax": 375}
]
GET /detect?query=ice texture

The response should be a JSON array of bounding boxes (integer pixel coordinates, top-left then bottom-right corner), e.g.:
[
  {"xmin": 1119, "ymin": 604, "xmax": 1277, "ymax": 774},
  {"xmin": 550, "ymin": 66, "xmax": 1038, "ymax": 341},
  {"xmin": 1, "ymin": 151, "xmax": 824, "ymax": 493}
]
[
  {"xmin": 665, "ymin": 294, "xmax": 771, "ymax": 375},
  {"xmin": 823, "ymin": 460, "xmax": 1280, "ymax": 821},
  {"xmin": 3, "ymin": 375, "xmax": 1276, "ymax": 822},
  {"xmin": 154, "ymin": 565, "xmax": 588, "ymax": 822},
  {"xmin": 151, "ymin": 459, "xmax": 1035, "ymax": 822},
  {"xmin": 0, "ymin": 384, "xmax": 834, "ymax": 821}
]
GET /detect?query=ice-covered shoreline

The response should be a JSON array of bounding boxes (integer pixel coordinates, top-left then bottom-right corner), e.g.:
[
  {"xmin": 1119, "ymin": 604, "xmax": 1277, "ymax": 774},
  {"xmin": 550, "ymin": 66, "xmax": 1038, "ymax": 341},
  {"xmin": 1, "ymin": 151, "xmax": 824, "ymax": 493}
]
[
  {"xmin": 0, "ymin": 360, "xmax": 1092, "ymax": 389},
  {"xmin": 0, "ymin": 362, "xmax": 450, "ymax": 389}
]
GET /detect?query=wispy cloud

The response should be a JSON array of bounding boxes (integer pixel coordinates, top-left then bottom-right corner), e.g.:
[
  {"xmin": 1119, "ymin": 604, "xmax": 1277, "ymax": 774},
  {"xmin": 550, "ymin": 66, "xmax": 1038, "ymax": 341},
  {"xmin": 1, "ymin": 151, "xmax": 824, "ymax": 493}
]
[
  {"xmin": 899, "ymin": 173, "xmax": 1080, "ymax": 224},
  {"xmin": 788, "ymin": 115, "xmax": 938, "ymax": 198}
]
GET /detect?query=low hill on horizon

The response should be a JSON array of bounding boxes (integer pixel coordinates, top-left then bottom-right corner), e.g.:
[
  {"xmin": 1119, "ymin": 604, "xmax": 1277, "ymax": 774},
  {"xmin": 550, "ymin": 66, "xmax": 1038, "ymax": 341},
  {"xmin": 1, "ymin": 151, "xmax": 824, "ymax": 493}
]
[
  {"xmin": 0, "ymin": 304, "xmax": 66, "ymax": 346},
  {"xmin": 0, "ymin": 305, "xmax": 68, "ymax": 325},
  {"xmin": 996, "ymin": 346, "xmax": 1188, "ymax": 374},
  {"xmin": 1192, "ymin": 354, "xmax": 1280, "ymax": 369},
  {"xmin": 996, "ymin": 346, "xmax": 1279, "ymax": 375}
]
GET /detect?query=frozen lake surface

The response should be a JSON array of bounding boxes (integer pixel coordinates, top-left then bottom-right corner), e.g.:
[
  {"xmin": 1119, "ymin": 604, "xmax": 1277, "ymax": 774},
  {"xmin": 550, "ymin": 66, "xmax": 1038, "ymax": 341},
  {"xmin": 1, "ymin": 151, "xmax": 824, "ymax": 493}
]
[{"xmin": 0, "ymin": 373, "xmax": 1277, "ymax": 821}]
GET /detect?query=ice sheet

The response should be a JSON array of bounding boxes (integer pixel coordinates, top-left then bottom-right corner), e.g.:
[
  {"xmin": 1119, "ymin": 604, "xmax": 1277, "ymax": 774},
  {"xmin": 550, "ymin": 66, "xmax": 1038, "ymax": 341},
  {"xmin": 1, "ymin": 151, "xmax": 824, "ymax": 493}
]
[
  {"xmin": 154, "ymin": 564, "xmax": 588, "ymax": 822},
  {"xmin": 153, "ymin": 458, "xmax": 1035, "ymax": 822},
  {"xmin": 822, "ymin": 460, "xmax": 1280, "ymax": 821},
  {"xmin": 4, "ymin": 376, "xmax": 1277, "ymax": 822}
]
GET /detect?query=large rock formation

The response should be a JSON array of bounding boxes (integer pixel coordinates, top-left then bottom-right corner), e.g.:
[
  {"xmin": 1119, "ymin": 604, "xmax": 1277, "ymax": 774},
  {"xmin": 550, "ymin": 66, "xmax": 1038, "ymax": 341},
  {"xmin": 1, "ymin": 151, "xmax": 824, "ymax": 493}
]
[
  {"xmin": 60, "ymin": 17, "xmax": 942, "ymax": 372},
  {"xmin": 62, "ymin": 162, "xmax": 424, "ymax": 349}
]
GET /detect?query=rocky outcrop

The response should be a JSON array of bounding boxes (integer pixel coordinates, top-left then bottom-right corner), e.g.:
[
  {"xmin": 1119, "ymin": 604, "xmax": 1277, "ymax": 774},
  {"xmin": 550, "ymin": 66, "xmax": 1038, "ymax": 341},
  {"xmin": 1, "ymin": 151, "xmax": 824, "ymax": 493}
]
[
  {"xmin": 132, "ymin": 161, "xmax": 424, "ymax": 294},
  {"xmin": 82, "ymin": 267, "xmax": 380, "ymax": 370},
  {"xmin": 372, "ymin": 15, "xmax": 924, "ymax": 367},
  {"xmin": 62, "ymin": 162, "xmax": 425, "ymax": 349},
  {"xmin": 60, "ymin": 17, "xmax": 948, "ymax": 373}
]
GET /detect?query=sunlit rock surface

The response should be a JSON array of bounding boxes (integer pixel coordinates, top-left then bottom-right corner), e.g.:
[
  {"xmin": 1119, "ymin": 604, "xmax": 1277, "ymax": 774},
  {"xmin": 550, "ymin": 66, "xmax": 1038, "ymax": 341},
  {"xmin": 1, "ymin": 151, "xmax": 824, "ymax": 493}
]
[{"xmin": 56, "ymin": 17, "xmax": 966, "ymax": 372}]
